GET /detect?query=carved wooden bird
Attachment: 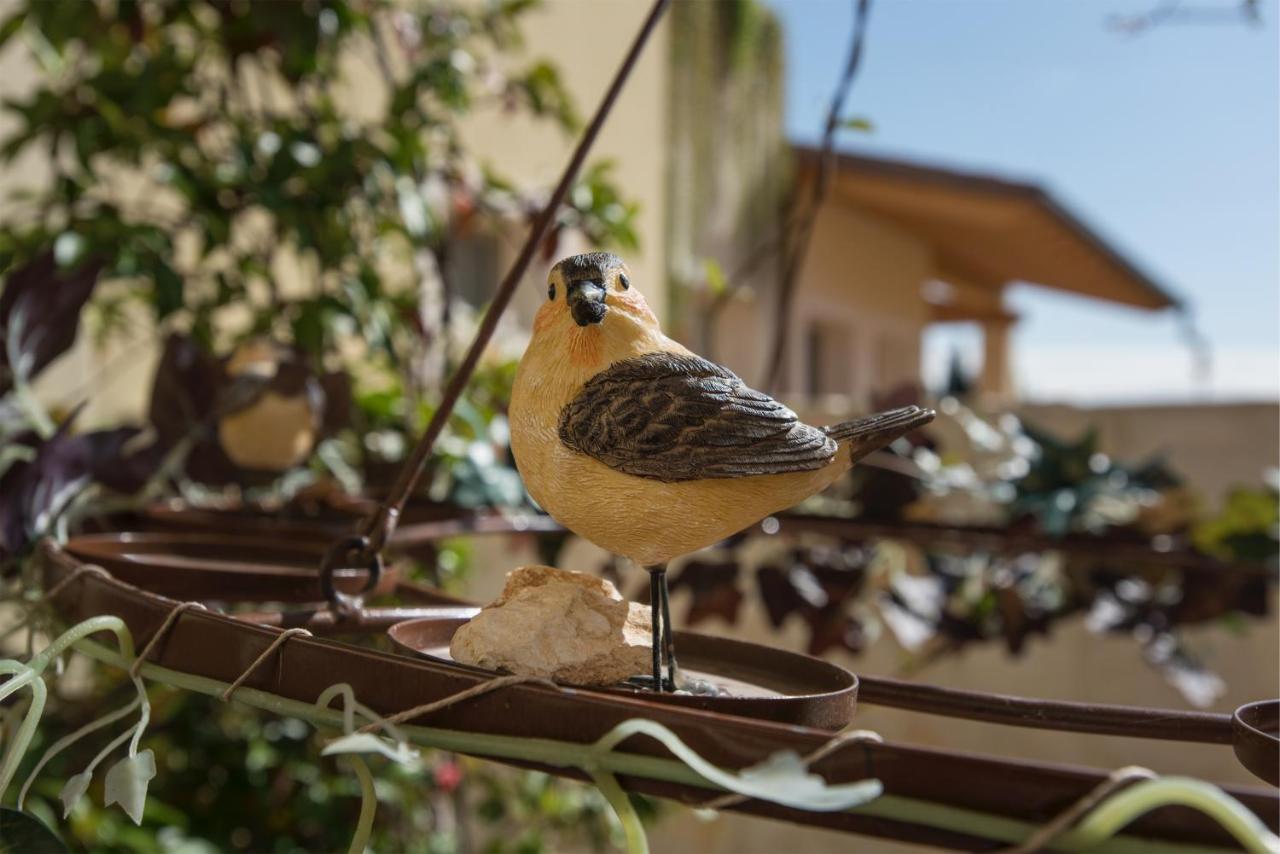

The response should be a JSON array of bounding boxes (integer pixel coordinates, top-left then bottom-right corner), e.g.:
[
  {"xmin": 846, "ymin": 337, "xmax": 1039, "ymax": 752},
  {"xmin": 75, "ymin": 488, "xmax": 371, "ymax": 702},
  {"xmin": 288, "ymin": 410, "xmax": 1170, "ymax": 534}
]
[{"xmin": 510, "ymin": 252, "xmax": 934, "ymax": 690}]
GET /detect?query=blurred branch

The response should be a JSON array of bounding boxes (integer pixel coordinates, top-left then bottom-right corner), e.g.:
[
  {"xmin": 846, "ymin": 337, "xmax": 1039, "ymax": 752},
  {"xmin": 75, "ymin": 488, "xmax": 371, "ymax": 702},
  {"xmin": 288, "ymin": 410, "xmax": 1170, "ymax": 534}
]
[
  {"xmin": 1108, "ymin": 0, "xmax": 1261, "ymax": 34},
  {"xmin": 762, "ymin": 0, "xmax": 872, "ymax": 392}
]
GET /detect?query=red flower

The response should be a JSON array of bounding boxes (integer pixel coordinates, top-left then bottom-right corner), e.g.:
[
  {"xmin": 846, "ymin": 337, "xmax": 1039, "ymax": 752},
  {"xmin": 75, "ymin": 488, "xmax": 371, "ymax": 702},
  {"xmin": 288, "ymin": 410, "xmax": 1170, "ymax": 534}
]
[{"xmin": 433, "ymin": 759, "xmax": 463, "ymax": 793}]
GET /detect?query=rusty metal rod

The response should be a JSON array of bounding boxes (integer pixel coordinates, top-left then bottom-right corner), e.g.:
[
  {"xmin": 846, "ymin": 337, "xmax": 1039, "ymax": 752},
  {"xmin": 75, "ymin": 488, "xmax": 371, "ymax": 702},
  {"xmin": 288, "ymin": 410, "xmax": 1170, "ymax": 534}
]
[
  {"xmin": 349, "ymin": 0, "xmax": 671, "ymax": 564},
  {"xmin": 858, "ymin": 674, "xmax": 1236, "ymax": 744}
]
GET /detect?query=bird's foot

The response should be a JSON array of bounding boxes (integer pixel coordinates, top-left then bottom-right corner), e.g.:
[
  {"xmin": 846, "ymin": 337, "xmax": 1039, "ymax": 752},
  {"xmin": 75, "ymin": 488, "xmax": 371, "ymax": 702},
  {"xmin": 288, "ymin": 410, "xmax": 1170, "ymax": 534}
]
[
  {"xmin": 626, "ymin": 673, "xmax": 678, "ymax": 692},
  {"xmin": 624, "ymin": 670, "xmax": 729, "ymax": 696}
]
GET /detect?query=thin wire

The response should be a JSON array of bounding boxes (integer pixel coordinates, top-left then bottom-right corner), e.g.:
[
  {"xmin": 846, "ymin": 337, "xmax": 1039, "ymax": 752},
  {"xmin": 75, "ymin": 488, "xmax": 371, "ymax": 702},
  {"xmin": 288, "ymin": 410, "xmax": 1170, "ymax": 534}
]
[
  {"xmin": 44, "ymin": 564, "xmax": 112, "ymax": 601},
  {"xmin": 129, "ymin": 601, "xmax": 206, "ymax": 679},
  {"xmin": 0, "ymin": 565, "xmax": 112, "ymax": 644},
  {"xmin": 352, "ymin": 0, "xmax": 672, "ymax": 560},
  {"xmin": 221, "ymin": 628, "xmax": 313, "ymax": 702},
  {"xmin": 356, "ymin": 674, "xmax": 561, "ymax": 732},
  {"xmin": 998, "ymin": 766, "xmax": 1156, "ymax": 854}
]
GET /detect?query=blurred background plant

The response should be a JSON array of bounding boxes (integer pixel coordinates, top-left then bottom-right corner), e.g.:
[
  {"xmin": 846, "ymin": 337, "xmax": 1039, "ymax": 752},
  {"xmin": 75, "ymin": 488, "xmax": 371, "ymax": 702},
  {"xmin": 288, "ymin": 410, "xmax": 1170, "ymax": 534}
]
[
  {"xmin": 17, "ymin": 671, "xmax": 637, "ymax": 854},
  {"xmin": 660, "ymin": 390, "xmax": 1277, "ymax": 706},
  {"xmin": 0, "ymin": 0, "xmax": 637, "ymax": 505},
  {"xmin": 0, "ymin": 0, "xmax": 639, "ymax": 849}
]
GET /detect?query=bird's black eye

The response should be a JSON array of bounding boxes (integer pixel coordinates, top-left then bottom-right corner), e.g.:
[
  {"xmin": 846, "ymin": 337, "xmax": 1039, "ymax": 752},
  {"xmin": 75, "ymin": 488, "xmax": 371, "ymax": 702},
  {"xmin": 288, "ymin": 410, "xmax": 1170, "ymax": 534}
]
[
  {"xmin": 548, "ymin": 283, "xmax": 556, "ymax": 301},
  {"xmin": 618, "ymin": 273, "xmax": 630, "ymax": 291}
]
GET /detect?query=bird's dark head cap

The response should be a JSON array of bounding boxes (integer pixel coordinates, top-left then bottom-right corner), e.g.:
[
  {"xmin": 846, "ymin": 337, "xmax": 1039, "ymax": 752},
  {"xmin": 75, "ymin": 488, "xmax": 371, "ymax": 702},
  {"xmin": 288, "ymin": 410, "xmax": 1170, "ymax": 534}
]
[{"xmin": 550, "ymin": 252, "xmax": 625, "ymax": 283}]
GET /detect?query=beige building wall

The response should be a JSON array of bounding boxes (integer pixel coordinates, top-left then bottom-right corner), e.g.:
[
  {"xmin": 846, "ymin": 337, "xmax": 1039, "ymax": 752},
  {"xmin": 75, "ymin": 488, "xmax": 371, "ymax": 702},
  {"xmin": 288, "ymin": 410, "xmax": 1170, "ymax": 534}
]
[
  {"xmin": 459, "ymin": 1, "xmax": 669, "ymax": 329},
  {"xmin": 711, "ymin": 203, "xmax": 932, "ymax": 403},
  {"xmin": 776, "ymin": 203, "xmax": 930, "ymax": 406}
]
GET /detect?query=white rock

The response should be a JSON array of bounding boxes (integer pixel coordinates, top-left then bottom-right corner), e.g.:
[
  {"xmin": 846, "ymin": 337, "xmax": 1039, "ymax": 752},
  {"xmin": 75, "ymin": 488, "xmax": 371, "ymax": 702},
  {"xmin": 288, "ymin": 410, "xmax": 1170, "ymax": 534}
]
[{"xmin": 450, "ymin": 565, "xmax": 651, "ymax": 686}]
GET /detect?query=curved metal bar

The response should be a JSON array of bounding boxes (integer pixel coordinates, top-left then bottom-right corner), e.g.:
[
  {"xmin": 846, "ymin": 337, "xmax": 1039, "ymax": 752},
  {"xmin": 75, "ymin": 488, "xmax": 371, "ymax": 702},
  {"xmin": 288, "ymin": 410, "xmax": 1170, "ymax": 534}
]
[{"xmin": 857, "ymin": 674, "xmax": 1236, "ymax": 744}]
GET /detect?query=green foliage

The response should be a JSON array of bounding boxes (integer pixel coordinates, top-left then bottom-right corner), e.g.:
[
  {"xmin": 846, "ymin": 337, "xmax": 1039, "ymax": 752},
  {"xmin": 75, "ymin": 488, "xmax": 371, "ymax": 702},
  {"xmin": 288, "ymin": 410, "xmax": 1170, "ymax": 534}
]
[
  {"xmin": 0, "ymin": 0, "xmax": 640, "ymax": 501},
  {"xmin": 0, "ymin": 0, "xmax": 635, "ymax": 368},
  {"xmin": 839, "ymin": 115, "xmax": 874, "ymax": 132},
  {"xmin": 1194, "ymin": 485, "xmax": 1280, "ymax": 564},
  {"xmin": 0, "ymin": 808, "xmax": 68, "ymax": 853},
  {"xmin": 1012, "ymin": 421, "xmax": 1181, "ymax": 537},
  {"xmin": 19, "ymin": 677, "xmax": 625, "ymax": 854}
]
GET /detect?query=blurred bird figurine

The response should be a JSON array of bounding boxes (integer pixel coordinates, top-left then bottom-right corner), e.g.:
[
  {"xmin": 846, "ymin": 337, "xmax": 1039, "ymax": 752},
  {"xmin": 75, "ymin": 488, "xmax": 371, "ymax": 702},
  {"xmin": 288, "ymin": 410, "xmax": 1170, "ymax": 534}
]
[{"xmin": 510, "ymin": 252, "xmax": 934, "ymax": 691}]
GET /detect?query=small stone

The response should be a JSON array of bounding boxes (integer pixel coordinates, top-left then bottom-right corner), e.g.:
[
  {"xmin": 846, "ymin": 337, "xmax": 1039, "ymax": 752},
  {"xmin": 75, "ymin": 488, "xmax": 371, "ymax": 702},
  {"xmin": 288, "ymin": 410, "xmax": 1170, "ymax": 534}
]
[{"xmin": 450, "ymin": 565, "xmax": 652, "ymax": 687}]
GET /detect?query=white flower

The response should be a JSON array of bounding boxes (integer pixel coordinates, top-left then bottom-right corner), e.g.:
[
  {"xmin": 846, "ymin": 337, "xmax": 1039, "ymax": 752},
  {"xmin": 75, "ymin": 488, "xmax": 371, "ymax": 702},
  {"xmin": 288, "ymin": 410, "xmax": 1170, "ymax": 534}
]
[
  {"xmin": 59, "ymin": 771, "xmax": 92, "ymax": 818},
  {"xmin": 322, "ymin": 733, "xmax": 420, "ymax": 767},
  {"xmin": 104, "ymin": 750, "xmax": 156, "ymax": 825}
]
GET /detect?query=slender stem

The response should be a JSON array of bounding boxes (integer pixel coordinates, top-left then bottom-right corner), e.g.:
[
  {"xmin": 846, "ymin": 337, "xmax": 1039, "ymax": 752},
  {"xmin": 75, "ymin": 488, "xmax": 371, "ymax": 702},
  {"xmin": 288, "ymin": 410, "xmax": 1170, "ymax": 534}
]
[
  {"xmin": 27, "ymin": 615, "xmax": 135, "ymax": 675},
  {"xmin": 354, "ymin": 0, "xmax": 672, "ymax": 557},
  {"xmin": 345, "ymin": 756, "xmax": 378, "ymax": 854},
  {"xmin": 1063, "ymin": 778, "xmax": 1280, "ymax": 854},
  {"xmin": 0, "ymin": 668, "xmax": 36, "ymax": 704},
  {"xmin": 0, "ymin": 674, "xmax": 46, "ymax": 801},
  {"xmin": 18, "ymin": 696, "xmax": 142, "ymax": 809},
  {"xmin": 762, "ymin": 0, "xmax": 872, "ymax": 391},
  {"xmin": 591, "ymin": 769, "xmax": 649, "ymax": 854}
]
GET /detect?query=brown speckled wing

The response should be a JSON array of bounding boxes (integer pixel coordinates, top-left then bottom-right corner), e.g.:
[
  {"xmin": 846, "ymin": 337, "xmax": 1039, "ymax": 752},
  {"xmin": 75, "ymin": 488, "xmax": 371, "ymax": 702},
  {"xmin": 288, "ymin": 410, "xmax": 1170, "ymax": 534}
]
[{"xmin": 558, "ymin": 353, "xmax": 837, "ymax": 482}]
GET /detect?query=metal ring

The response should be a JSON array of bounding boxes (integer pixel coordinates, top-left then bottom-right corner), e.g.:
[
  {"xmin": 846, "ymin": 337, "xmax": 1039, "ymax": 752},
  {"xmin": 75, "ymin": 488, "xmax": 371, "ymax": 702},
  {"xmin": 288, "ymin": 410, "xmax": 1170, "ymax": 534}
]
[{"xmin": 318, "ymin": 535, "xmax": 383, "ymax": 615}]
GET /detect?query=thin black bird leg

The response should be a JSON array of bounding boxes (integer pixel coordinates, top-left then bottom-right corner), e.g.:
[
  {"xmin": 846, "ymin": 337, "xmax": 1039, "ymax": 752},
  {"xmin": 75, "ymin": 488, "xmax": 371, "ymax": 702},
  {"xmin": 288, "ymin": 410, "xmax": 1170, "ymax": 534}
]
[
  {"xmin": 659, "ymin": 569, "xmax": 676, "ymax": 691},
  {"xmin": 649, "ymin": 567, "xmax": 663, "ymax": 691}
]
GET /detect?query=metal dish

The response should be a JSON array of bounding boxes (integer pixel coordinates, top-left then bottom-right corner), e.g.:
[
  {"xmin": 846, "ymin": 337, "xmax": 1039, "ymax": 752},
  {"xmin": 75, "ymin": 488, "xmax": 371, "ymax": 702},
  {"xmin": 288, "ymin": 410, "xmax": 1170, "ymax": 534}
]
[
  {"xmin": 1233, "ymin": 699, "xmax": 1280, "ymax": 787},
  {"xmin": 387, "ymin": 615, "xmax": 858, "ymax": 730}
]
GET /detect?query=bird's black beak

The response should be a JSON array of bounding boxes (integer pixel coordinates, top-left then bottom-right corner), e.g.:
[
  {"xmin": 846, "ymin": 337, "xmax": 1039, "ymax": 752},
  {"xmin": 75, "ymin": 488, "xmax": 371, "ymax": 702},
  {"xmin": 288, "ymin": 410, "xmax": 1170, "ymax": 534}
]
[{"xmin": 567, "ymin": 279, "xmax": 608, "ymax": 327}]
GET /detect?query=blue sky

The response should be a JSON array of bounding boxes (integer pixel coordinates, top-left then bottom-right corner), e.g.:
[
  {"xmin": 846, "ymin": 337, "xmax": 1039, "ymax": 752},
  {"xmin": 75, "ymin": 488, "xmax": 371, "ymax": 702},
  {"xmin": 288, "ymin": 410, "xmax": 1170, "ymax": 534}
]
[{"xmin": 767, "ymin": 0, "xmax": 1278, "ymax": 402}]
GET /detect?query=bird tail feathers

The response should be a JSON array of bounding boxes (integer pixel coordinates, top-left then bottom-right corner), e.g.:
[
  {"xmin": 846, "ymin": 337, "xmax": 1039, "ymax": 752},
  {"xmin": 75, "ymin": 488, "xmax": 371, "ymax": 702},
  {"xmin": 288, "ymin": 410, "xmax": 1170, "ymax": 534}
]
[{"xmin": 824, "ymin": 405, "xmax": 935, "ymax": 464}]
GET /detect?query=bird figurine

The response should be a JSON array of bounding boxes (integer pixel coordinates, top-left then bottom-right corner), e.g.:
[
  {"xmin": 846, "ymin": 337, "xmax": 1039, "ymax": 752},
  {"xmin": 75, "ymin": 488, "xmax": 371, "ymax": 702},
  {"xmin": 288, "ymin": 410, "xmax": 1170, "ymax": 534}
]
[{"xmin": 509, "ymin": 252, "xmax": 935, "ymax": 691}]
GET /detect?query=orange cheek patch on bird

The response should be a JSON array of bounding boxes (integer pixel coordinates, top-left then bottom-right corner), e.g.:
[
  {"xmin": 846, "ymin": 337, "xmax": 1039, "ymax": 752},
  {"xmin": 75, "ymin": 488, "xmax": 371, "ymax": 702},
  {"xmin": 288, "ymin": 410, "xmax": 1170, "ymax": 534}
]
[{"xmin": 610, "ymin": 290, "xmax": 657, "ymax": 324}]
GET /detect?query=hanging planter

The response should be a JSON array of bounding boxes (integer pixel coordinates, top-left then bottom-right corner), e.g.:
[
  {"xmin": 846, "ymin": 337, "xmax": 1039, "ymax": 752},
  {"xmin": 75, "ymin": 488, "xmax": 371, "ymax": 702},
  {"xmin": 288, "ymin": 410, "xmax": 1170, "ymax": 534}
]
[{"xmin": 30, "ymin": 530, "xmax": 1280, "ymax": 852}]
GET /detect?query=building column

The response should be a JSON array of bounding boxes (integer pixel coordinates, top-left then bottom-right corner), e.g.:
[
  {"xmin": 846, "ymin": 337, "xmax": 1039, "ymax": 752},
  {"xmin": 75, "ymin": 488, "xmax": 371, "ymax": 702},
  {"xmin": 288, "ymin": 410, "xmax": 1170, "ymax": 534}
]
[{"xmin": 978, "ymin": 315, "xmax": 1016, "ymax": 402}]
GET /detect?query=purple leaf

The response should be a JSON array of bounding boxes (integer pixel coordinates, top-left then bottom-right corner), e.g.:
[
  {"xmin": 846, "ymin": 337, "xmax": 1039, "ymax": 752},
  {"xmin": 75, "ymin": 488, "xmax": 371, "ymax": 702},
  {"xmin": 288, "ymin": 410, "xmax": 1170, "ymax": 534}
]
[
  {"xmin": 0, "ymin": 252, "xmax": 102, "ymax": 392},
  {"xmin": 0, "ymin": 412, "xmax": 146, "ymax": 561}
]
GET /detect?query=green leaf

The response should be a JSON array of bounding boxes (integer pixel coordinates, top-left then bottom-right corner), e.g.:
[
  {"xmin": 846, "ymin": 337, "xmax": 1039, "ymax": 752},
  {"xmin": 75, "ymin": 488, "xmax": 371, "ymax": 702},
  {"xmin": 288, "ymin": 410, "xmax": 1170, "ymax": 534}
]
[
  {"xmin": 840, "ymin": 115, "xmax": 874, "ymax": 133},
  {"xmin": 0, "ymin": 808, "xmax": 67, "ymax": 853},
  {"xmin": 0, "ymin": 11, "xmax": 27, "ymax": 52},
  {"xmin": 152, "ymin": 263, "xmax": 184, "ymax": 320},
  {"xmin": 703, "ymin": 257, "xmax": 726, "ymax": 296}
]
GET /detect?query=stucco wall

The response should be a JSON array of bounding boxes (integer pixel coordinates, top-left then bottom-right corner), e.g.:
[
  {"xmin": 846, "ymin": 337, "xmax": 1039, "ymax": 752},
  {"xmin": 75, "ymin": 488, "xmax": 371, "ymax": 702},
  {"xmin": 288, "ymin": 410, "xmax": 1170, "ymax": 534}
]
[
  {"xmin": 715, "ymin": 202, "xmax": 933, "ymax": 401},
  {"xmin": 459, "ymin": 1, "xmax": 669, "ymax": 327}
]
